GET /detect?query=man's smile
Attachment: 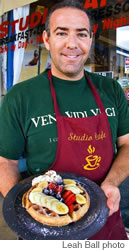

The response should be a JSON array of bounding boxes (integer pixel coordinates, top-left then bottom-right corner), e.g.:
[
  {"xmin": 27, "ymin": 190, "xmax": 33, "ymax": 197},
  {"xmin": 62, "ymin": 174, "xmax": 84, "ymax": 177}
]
[
  {"xmin": 61, "ymin": 53, "xmax": 82, "ymax": 60},
  {"xmin": 65, "ymin": 55, "xmax": 78, "ymax": 58}
]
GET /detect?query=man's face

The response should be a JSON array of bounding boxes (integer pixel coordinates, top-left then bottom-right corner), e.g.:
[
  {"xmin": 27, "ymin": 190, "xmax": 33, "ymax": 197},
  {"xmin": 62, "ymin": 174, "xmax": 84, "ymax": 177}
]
[{"xmin": 43, "ymin": 8, "xmax": 92, "ymax": 80}]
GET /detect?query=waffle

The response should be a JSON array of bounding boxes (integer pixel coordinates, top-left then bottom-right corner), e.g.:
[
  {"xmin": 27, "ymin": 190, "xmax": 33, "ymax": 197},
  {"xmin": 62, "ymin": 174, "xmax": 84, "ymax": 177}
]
[{"xmin": 22, "ymin": 176, "xmax": 90, "ymax": 227}]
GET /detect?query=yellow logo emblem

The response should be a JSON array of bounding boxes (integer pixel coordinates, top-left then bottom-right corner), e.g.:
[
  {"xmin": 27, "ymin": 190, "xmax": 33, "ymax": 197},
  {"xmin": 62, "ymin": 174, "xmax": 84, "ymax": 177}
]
[{"xmin": 83, "ymin": 145, "xmax": 101, "ymax": 170}]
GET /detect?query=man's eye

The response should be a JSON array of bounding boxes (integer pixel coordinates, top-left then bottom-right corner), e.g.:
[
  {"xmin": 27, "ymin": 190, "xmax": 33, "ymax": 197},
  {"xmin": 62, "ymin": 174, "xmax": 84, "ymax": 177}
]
[
  {"xmin": 56, "ymin": 32, "xmax": 67, "ymax": 36},
  {"xmin": 78, "ymin": 33, "xmax": 88, "ymax": 38}
]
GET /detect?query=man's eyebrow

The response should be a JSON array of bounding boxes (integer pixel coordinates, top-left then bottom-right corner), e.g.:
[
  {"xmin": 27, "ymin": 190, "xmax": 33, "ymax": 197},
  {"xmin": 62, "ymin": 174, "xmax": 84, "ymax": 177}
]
[
  {"xmin": 53, "ymin": 27, "xmax": 90, "ymax": 33},
  {"xmin": 76, "ymin": 28, "xmax": 90, "ymax": 34},
  {"xmin": 53, "ymin": 27, "xmax": 68, "ymax": 33}
]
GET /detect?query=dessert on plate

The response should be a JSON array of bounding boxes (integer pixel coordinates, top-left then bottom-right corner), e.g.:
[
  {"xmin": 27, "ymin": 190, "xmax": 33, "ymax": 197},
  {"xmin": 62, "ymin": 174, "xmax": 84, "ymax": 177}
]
[{"xmin": 22, "ymin": 171, "xmax": 90, "ymax": 226}]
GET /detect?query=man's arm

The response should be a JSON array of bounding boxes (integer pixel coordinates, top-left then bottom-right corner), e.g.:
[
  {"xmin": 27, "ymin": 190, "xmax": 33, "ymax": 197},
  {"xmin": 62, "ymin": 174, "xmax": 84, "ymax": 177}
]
[
  {"xmin": 101, "ymin": 133, "xmax": 129, "ymax": 216},
  {"xmin": 0, "ymin": 156, "xmax": 22, "ymax": 197}
]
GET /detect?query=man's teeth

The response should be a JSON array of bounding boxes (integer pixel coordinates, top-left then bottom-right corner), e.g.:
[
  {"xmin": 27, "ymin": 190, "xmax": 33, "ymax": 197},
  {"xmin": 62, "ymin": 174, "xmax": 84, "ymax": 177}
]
[{"xmin": 67, "ymin": 55, "xmax": 77, "ymax": 58}]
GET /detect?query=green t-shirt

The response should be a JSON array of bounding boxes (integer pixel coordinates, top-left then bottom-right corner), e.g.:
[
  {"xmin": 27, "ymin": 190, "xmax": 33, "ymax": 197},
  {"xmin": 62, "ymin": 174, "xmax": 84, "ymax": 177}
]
[{"xmin": 0, "ymin": 70, "xmax": 129, "ymax": 174}]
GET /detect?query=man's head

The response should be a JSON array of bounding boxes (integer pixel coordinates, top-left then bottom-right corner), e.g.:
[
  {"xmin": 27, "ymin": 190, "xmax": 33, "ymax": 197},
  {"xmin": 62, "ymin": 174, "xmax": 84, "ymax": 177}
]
[
  {"xmin": 45, "ymin": 0, "xmax": 92, "ymax": 38},
  {"xmin": 43, "ymin": 0, "xmax": 93, "ymax": 80}
]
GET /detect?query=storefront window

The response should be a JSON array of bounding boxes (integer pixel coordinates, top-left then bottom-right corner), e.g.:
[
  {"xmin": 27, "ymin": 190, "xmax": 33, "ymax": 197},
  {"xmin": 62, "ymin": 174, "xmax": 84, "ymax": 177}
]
[
  {"xmin": 0, "ymin": 0, "xmax": 129, "ymax": 103},
  {"xmin": 84, "ymin": 0, "xmax": 129, "ymax": 104}
]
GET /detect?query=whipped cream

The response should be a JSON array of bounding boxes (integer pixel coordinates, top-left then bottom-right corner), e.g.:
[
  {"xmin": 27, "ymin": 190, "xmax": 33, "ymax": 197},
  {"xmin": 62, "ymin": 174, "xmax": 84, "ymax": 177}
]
[{"xmin": 32, "ymin": 170, "xmax": 62, "ymax": 186}]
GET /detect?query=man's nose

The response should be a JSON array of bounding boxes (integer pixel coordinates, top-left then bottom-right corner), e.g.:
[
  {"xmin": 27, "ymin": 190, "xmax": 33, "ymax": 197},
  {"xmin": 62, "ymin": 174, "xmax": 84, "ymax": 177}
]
[{"xmin": 66, "ymin": 34, "xmax": 78, "ymax": 49}]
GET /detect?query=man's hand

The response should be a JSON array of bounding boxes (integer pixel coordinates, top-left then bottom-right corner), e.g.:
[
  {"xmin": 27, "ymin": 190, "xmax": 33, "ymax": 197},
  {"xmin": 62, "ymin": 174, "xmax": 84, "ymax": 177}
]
[
  {"xmin": 100, "ymin": 134, "xmax": 129, "ymax": 216},
  {"xmin": 101, "ymin": 182, "xmax": 121, "ymax": 216}
]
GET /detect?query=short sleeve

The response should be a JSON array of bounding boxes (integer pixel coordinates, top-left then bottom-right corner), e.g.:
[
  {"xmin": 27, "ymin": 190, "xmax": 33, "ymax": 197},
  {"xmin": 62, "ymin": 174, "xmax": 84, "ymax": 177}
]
[{"xmin": 0, "ymin": 93, "xmax": 25, "ymax": 160}]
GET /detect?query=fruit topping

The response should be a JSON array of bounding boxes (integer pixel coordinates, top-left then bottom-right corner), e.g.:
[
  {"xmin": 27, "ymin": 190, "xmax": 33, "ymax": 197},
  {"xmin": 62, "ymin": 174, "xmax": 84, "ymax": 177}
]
[
  {"xmin": 52, "ymin": 201, "xmax": 69, "ymax": 214},
  {"xmin": 56, "ymin": 192, "xmax": 62, "ymax": 200},
  {"xmin": 55, "ymin": 185, "xmax": 63, "ymax": 194},
  {"xmin": 48, "ymin": 182, "xmax": 58, "ymax": 191},
  {"xmin": 60, "ymin": 198, "xmax": 64, "ymax": 203},
  {"xmin": 31, "ymin": 187, "xmax": 42, "ymax": 193},
  {"xmin": 56, "ymin": 179, "xmax": 64, "ymax": 185},
  {"xmin": 63, "ymin": 179, "xmax": 76, "ymax": 185},
  {"xmin": 64, "ymin": 184, "xmax": 83, "ymax": 194},
  {"xmin": 62, "ymin": 190, "xmax": 76, "ymax": 212},
  {"xmin": 43, "ymin": 188, "xmax": 49, "ymax": 195},
  {"xmin": 62, "ymin": 190, "xmax": 72, "ymax": 199},
  {"xmin": 69, "ymin": 204, "xmax": 74, "ymax": 213},
  {"xmin": 65, "ymin": 193, "xmax": 76, "ymax": 206},
  {"xmin": 29, "ymin": 191, "xmax": 69, "ymax": 214},
  {"xmin": 38, "ymin": 181, "xmax": 48, "ymax": 189},
  {"xmin": 49, "ymin": 189, "xmax": 56, "ymax": 196},
  {"xmin": 29, "ymin": 177, "xmax": 86, "ymax": 216},
  {"xmin": 76, "ymin": 194, "xmax": 86, "ymax": 204}
]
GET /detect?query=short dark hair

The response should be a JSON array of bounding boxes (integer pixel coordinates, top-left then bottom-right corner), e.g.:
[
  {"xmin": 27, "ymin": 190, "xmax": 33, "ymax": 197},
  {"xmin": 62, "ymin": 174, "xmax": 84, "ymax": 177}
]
[{"xmin": 45, "ymin": 0, "xmax": 92, "ymax": 38}]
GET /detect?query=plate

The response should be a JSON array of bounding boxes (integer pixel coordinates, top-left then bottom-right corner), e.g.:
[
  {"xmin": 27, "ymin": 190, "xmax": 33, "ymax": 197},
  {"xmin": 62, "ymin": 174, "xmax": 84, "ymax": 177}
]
[{"xmin": 3, "ymin": 172, "xmax": 109, "ymax": 240}]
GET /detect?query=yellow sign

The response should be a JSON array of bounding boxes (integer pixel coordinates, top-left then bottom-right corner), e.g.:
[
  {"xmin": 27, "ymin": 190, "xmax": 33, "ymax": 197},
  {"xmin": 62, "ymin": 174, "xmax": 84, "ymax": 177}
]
[{"xmin": 83, "ymin": 145, "xmax": 101, "ymax": 170}]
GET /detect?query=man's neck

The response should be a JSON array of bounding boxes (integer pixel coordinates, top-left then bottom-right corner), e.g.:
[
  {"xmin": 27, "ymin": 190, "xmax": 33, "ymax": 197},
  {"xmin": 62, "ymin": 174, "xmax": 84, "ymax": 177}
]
[{"xmin": 51, "ymin": 68, "xmax": 84, "ymax": 81}]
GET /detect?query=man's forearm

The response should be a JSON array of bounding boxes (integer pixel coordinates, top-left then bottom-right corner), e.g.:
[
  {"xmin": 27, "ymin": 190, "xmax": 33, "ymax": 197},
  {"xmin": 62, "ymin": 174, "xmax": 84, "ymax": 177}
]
[{"xmin": 0, "ymin": 157, "xmax": 22, "ymax": 197}]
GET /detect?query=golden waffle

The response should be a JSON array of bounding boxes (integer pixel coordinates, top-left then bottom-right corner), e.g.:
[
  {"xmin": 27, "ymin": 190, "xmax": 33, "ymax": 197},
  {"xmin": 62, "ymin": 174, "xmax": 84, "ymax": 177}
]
[{"xmin": 22, "ymin": 179, "xmax": 90, "ymax": 227}]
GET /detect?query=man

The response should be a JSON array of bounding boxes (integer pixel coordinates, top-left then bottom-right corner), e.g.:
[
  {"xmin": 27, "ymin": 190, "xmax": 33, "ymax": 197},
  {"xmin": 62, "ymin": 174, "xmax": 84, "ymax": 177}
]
[{"xmin": 0, "ymin": 0, "xmax": 129, "ymax": 239}]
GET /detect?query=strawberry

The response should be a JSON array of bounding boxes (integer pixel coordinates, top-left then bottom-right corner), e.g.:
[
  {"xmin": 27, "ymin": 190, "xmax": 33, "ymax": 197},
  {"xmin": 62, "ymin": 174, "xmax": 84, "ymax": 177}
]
[
  {"xmin": 62, "ymin": 190, "xmax": 72, "ymax": 199},
  {"xmin": 65, "ymin": 193, "xmax": 76, "ymax": 206},
  {"xmin": 69, "ymin": 204, "xmax": 74, "ymax": 213}
]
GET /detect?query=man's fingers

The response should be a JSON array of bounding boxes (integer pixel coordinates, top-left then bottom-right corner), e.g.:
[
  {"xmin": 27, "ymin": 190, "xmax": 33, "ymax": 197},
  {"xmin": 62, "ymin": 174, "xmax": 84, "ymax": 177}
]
[
  {"xmin": 107, "ymin": 197, "xmax": 118, "ymax": 216},
  {"xmin": 101, "ymin": 183, "xmax": 121, "ymax": 216}
]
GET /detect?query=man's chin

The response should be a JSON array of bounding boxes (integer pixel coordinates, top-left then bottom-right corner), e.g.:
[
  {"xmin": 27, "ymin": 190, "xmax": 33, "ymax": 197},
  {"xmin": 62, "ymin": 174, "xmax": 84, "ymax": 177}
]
[
  {"xmin": 62, "ymin": 69, "xmax": 84, "ymax": 80},
  {"xmin": 51, "ymin": 65, "xmax": 84, "ymax": 80}
]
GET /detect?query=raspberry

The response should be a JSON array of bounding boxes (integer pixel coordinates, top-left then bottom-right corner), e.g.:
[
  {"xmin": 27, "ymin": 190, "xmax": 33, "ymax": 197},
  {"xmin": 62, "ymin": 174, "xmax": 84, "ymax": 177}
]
[
  {"xmin": 48, "ymin": 182, "xmax": 57, "ymax": 191},
  {"xmin": 56, "ymin": 185, "xmax": 63, "ymax": 193}
]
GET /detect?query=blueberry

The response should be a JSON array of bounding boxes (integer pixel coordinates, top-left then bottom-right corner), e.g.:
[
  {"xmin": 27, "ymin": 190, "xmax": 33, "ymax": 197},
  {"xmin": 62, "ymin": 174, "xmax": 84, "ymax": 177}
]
[
  {"xmin": 43, "ymin": 188, "xmax": 49, "ymax": 195},
  {"xmin": 56, "ymin": 179, "xmax": 63, "ymax": 185},
  {"xmin": 49, "ymin": 189, "xmax": 56, "ymax": 196},
  {"xmin": 56, "ymin": 193, "xmax": 61, "ymax": 200},
  {"xmin": 60, "ymin": 198, "xmax": 64, "ymax": 203}
]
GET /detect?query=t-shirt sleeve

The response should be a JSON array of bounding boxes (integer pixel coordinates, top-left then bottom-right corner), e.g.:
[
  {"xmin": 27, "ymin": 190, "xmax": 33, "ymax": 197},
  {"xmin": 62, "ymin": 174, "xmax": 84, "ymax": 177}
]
[
  {"xmin": 114, "ymin": 80, "xmax": 129, "ymax": 137},
  {"xmin": 0, "ymin": 93, "xmax": 25, "ymax": 160}
]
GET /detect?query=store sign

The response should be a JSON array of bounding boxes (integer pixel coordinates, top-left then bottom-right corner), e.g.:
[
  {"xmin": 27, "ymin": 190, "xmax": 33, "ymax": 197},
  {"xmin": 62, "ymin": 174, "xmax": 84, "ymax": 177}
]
[
  {"xmin": 95, "ymin": 71, "xmax": 113, "ymax": 78},
  {"xmin": 125, "ymin": 58, "xmax": 129, "ymax": 74},
  {"xmin": 126, "ymin": 90, "xmax": 129, "ymax": 100}
]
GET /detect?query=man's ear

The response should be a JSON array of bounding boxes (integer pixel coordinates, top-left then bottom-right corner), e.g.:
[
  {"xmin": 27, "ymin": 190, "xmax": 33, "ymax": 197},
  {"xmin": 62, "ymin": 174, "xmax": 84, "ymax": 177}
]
[{"xmin": 43, "ymin": 30, "xmax": 50, "ymax": 51}]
